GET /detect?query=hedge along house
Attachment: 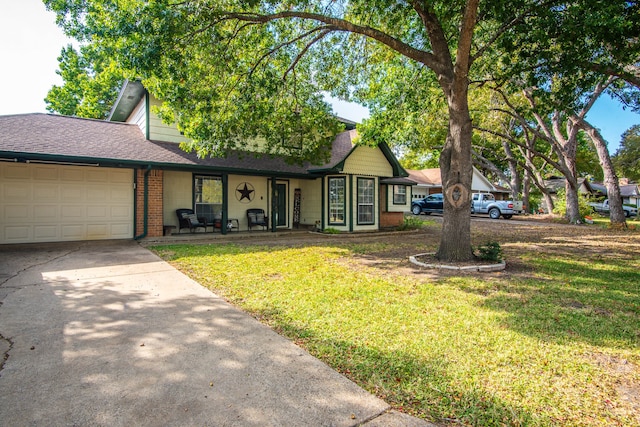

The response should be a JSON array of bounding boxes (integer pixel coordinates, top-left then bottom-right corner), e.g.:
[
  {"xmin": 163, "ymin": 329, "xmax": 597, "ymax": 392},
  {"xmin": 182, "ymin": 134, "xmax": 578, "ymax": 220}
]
[{"xmin": 0, "ymin": 81, "xmax": 412, "ymax": 244}]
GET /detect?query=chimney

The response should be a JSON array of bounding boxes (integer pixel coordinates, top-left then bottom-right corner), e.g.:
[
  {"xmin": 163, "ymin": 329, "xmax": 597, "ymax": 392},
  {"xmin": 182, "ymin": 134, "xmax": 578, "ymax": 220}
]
[{"xmin": 620, "ymin": 177, "xmax": 630, "ymax": 185}]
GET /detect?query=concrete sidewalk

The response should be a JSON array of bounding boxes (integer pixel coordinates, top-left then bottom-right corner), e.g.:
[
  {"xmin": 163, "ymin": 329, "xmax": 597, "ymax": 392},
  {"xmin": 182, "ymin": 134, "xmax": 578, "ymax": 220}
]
[{"xmin": 0, "ymin": 241, "xmax": 431, "ymax": 426}]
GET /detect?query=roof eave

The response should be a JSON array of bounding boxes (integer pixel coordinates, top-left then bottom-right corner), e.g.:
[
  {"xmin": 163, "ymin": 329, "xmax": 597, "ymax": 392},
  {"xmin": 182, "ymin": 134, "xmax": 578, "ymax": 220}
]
[
  {"xmin": 107, "ymin": 80, "xmax": 146, "ymax": 122},
  {"xmin": 0, "ymin": 151, "xmax": 314, "ymax": 178}
]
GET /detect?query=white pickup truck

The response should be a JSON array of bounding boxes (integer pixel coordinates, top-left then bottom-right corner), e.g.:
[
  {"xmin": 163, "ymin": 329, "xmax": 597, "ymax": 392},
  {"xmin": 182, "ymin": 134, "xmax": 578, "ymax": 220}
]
[
  {"xmin": 471, "ymin": 193, "xmax": 523, "ymax": 219},
  {"xmin": 589, "ymin": 199, "xmax": 638, "ymax": 217}
]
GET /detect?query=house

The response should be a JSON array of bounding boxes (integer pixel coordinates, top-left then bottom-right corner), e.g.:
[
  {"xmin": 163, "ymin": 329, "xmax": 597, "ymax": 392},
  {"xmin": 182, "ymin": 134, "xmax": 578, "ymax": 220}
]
[
  {"xmin": 407, "ymin": 167, "xmax": 500, "ymax": 199},
  {"xmin": 0, "ymin": 81, "xmax": 413, "ymax": 244},
  {"xmin": 589, "ymin": 178, "xmax": 640, "ymax": 208},
  {"xmin": 620, "ymin": 182, "xmax": 640, "ymax": 208},
  {"xmin": 543, "ymin": 177, "xmax": 597, "ymax": 197}
]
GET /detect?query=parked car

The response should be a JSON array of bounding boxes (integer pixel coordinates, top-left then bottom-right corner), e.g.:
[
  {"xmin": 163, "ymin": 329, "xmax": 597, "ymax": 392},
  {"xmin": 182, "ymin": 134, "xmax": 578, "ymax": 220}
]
[
  {"xmin": 471, "ymin": 193, "xmax": 522, "ymax": 219},
  {"xmin": 589, "ymin": 199, "xmax": 638, "ymax": 217},
  {"xmin": 411, "ymin": 193, "xmax": 444, "ymax": 215}
]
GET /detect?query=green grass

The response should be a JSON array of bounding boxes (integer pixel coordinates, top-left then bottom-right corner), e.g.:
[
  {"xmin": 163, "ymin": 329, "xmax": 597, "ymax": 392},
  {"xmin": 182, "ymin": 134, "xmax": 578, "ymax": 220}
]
[
  {"xmin": 152, "ymin": 242, "xmax": 640, "ymax": 426},
  {"xmin": 587, "ymin": 215, "xmax": 640, "ymax": 229}
]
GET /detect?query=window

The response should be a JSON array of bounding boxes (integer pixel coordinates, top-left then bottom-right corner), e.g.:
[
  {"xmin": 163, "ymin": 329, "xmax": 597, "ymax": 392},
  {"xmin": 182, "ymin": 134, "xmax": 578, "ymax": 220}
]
[
  {"xmin": 194, "ymin": 175, "xmax": 223, "ymax": 223},
  {"xmin": 393, "ymin": 185, "xmax": 406, "ymax": 205},
  {"xmin": 357, "ymin": 178, "xmax": 375, "ymax": 224},
  {"xmin": 328, "ymin": 177, "xmax": 346, "ymax": 224}
]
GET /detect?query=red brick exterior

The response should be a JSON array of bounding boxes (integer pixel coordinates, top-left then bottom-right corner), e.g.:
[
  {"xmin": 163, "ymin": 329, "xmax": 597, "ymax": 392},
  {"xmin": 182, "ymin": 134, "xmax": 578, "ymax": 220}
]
[
  {"xmin": 135, "ymin": 168, "xmax": 163, "ymax": 238},
  {"xmin": 379, "ymin": 184, "xmax": 405, "ymax": 228},
  {"xmin": 380, "ymin": 211, "xmax": 404, "ymax": 228}
]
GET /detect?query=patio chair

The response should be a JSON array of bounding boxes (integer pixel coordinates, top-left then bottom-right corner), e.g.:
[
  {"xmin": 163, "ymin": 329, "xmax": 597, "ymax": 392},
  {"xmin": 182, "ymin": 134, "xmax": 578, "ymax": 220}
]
[
  {"xmin": 176, "ymin": 208, "xmax": 208, "ymax": 233},
  {"xmin": 246, "ymin": 208, "xmax": 269, "ymax": 231}
]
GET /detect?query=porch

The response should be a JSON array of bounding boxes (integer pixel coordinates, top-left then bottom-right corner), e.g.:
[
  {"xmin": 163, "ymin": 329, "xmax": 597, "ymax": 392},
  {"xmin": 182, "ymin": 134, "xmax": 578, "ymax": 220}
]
[{"xmin": 140, "ymin": 227, "xmax": 315, "ymax": 245}]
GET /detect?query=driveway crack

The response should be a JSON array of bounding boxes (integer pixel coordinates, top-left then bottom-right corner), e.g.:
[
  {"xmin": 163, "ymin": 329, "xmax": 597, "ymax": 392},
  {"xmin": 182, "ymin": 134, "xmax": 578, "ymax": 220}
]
[
  {"xmin": 0, "ymin": 333, "xmax": 14, "ymax": 374},
  {"xmin": 0, "ymin": 246, "xmax": 82, "ymax": 287}
]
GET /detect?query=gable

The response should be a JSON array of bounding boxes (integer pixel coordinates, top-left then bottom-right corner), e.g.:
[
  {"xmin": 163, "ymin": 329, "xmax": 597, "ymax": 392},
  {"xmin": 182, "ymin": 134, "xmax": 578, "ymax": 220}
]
[
  {"xmin": 342, "ymin": 145, "xmax": 393, "ymax": 177},
  {"xmin": 471, "ymin": 168, "xmax": 495, "ymax": 192},
  {"xmin": 147, "ymin": 97, "xmax": 191, "ymax": 144}
]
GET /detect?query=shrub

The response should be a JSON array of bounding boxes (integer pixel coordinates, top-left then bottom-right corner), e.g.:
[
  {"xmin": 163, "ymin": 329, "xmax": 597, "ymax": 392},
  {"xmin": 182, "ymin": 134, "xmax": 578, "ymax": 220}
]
[
  {"xmin": 475, "ymin": 241, "xmax": 503, "ymax": 262},
  {"xmin": 552, "ymin": 189, "xmax": 593, "ymax": 220},
  {"xmin": 323, "ymin": 227, "xmax": 341, "ymax": 234},
  {"xmin": 397, "ymin": 216, "xmax": 424, "ymax": 231}
]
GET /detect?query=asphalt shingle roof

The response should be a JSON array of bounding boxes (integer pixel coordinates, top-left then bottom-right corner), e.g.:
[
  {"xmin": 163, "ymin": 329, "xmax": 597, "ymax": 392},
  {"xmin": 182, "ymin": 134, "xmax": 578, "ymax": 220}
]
[
  {"xmin": 0, "ymin": 113, "xmax": 342, "ymax": 176},
  {"xmin": 406, "ymin": 168, "xmax": 442, "ymax": 186}
]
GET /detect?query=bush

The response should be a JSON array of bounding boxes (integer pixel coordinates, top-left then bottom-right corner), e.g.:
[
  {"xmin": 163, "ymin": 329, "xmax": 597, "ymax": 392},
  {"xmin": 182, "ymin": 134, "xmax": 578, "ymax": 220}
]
[
  {"xmin": 527, "ymin": 193, "xmax": 542, "ymax": 214},
  {"xmin": 475, "ymin": 241, "xmax": 503, "ymax": 262},
  {"xmin": 552, "ymin": 189, "xmax": 593, "ymax": 220},
  {"xmin": 397, "ymin": 216, "xmax": 424, "ymax": 231},
  {"xmin": 323, "ymin": 227, "xmax": 341, "ymax": 234}
]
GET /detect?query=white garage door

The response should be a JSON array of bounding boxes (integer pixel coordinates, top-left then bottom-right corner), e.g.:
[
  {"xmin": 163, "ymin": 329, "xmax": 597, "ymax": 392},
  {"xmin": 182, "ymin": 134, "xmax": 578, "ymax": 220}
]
[{"xmin": 0, "ymin": 162, "xmax": 134, "ymax": 244}]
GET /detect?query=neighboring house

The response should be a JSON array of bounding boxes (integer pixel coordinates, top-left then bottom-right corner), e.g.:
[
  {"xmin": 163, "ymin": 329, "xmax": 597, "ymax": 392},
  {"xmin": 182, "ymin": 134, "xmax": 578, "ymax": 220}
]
[
  {"xmin": 0, "ymin": 81, "xmax": 412, "ymax": 244},
  {"xmin": 589, "ymin": 178, "xmax": 640, "ymax": 208},
  {"xmin": 490, "ymin": 184, "xmax": 514, "ymax": 201},
  {"xmin": 620, "ymin": 183, "xmax": 640, "ymax": 208},
  {"xmin": 540, "ymin": 177, "xmax": 598, "ymax": 213},
  {"xmin": 407, "ymin": 167, "xmax": 498, "ymax": 199},
  {"xmin": 543, "ymin": 177, "xmax": 597, "ymax": 197}
]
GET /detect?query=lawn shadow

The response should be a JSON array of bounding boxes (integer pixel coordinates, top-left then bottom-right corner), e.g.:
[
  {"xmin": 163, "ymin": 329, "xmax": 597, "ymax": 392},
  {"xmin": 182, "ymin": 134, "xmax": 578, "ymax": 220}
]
[
  {"xmin": 447, "ymin": 253, "xmax": 640, "ymax": 350},
  {"xmin": 251, "ymin": 311, "xmax": 539, "ymax": 427}
]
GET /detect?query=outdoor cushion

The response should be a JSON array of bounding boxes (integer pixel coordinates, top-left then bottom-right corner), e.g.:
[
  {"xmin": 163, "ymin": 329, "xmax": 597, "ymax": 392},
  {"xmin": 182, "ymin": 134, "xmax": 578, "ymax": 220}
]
[{"xmin": 255, "ymin": 213, "xmax": 265, "ymax": 223}]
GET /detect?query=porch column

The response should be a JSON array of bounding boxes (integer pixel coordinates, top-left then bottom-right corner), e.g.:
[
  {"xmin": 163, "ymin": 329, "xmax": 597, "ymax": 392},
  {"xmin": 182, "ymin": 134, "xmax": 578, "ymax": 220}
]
[
  {"xmin": 271, "ymin": 176, "xmax": 277, "ymax": 232},
  {"xmin": 222, "ymin": 173, "xmax": 228, "ymax": 235},
  {"xmin": 349, "ymin": 175, "xmax": 354, "ymax": 232}
]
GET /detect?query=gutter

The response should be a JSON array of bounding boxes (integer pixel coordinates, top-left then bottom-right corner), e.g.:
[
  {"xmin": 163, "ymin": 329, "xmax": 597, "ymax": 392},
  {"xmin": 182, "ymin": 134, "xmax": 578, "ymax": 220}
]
[
  {"xmin": 0, "ymin": 151, "xmax": 314, "ymax": 179},
  {"xmin": 134, "ymin": 165, "xmax": 152, "ymax": 240}
]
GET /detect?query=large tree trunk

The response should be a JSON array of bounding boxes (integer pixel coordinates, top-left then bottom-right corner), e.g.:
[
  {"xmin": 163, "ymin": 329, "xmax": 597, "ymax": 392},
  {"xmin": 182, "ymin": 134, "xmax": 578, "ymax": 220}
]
[
  {"xmin": 522, "ymin": 168, "xmax": 531, "ymax": 213},
  {"xmin": 437, "ymin": 92, "xmax": 474, "ymax": 262},
  {"xmin": 543, "ymin": 191, "xmax": 555, "ymax": 214},
  {"xmin": 502, "ymin": 140, "xmax": 522, "ymax": 201},
  {"xmin": 555, "ymin": 115, "xmax": 581, "ymax": 223},
  {"xmin": 574, "ymin": 118, "xmax": 627, "ymax": 226},
  {"xmin": 564, "ymin": 175, "xmax": 581, "ymax": 222}
]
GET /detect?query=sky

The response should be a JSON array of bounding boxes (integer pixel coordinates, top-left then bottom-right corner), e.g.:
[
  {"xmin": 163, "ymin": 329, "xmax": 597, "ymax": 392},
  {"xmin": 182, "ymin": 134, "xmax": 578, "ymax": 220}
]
[{"xmin": 1, "ymin": 0, "xmax": 638, "ymax": 153}]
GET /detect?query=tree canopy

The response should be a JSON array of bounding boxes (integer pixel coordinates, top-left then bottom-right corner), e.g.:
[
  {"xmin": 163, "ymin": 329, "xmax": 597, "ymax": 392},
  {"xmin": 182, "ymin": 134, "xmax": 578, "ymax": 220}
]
[
  {"xmin": 45, "ymin": 44, "xmax": 124, "ymax": 119},
  {"xmin": 613, "ymin": 124, "xmax": 640, "ymax": 181}
]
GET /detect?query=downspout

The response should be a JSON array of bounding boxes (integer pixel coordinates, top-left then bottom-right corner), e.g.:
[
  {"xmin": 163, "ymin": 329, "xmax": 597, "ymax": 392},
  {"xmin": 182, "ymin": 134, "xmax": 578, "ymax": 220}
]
[
  {"xmin": 134, "ymin": 165, "xmax": 152, "ymax": 240},
  {"xmin": 221, "ymin": 173, "xmax": 228, "ymax": 235},
  {"xmin": 320, "ymin": 177, "xmax": 325, "ymax": 231},
  {"xmin": 145, "ymin": 91, "xmax": 150, "ymax": 140}
]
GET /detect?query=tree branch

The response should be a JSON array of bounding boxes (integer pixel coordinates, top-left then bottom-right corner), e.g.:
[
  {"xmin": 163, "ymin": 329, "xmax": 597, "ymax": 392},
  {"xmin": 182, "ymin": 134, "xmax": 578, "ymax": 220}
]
[
  {"xmin": 575, "ymin": 75, "xmax": 616, "ymax": 120},
  {"xmin": 474, "ymin": 125, "xmax": 569, "ymax": 176},
  {"xmin": 215, "ymin": 10, "xmax": 443, "ymax": 72},
  {"xmin": 248, "ymin": 25, "xmax": 337, "ymax": 79},
  {"xmin": 284, "ymin": 28, "xmax": 334, "ymax": 79},
  {"xmin": 410, "ymin": 1, "xmax": 453, "ymax": 76},
  {"xmin": 455, "ymin": 0, "xmax": 480, "ymax": 79},
  {"xmin": 588, "ymin": 62, "xmax": 640, "ymax": 88}
]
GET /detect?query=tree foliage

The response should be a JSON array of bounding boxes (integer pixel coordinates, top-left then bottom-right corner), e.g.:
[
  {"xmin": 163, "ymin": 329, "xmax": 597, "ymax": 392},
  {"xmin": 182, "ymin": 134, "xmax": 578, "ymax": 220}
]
[
  {"xmin": 45, "ymin": 45, "xmax": 124, "ymax": 119},
  {"xmin": 613, "ymin": 124, "xmax": 640, "ymax": 181}
]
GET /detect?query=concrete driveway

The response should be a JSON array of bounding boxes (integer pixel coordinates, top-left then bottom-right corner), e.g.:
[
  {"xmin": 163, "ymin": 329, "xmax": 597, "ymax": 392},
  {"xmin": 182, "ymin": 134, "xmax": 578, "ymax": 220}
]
[{"xmin": 0, "ymin": 241, "xmax": 429, "ymax": 426}]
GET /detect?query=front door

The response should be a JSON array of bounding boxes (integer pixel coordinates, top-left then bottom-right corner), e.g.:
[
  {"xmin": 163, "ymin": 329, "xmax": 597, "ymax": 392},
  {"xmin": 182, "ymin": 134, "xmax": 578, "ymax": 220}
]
[{"xmin": 274, "ymin": 182, "xmax": 287, "ymax": 227}]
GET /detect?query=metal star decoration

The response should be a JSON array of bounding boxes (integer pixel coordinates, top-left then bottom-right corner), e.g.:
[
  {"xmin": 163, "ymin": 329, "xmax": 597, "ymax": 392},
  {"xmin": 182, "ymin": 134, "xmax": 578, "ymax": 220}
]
[{"xmin": 236, "ymin": 182, "xmax": 254, "ymax": 202}]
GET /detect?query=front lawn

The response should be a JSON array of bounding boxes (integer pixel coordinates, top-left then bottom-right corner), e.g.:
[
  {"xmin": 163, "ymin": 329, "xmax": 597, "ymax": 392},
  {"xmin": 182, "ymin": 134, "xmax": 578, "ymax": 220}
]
[{"xmin": 151, "ymin": 222, "xmax": 639, "ymax": 426}]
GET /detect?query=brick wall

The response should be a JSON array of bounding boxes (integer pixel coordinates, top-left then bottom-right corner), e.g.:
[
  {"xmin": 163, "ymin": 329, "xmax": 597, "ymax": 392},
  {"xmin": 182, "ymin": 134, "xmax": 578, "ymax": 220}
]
[
  {"xmin": 380, "ymin": 211, "xmax": 404, "ymax": 228},
  {"xmin": 135, "ymin": 168, "xmax": 163, "ymax": 237}
]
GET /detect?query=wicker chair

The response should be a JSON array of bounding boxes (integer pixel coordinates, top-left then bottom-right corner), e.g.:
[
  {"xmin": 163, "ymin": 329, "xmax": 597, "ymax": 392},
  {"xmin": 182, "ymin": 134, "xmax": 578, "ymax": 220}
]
[{"xmin": 176, "ymin": 208, "xmax": 208, "ymax": 233}]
